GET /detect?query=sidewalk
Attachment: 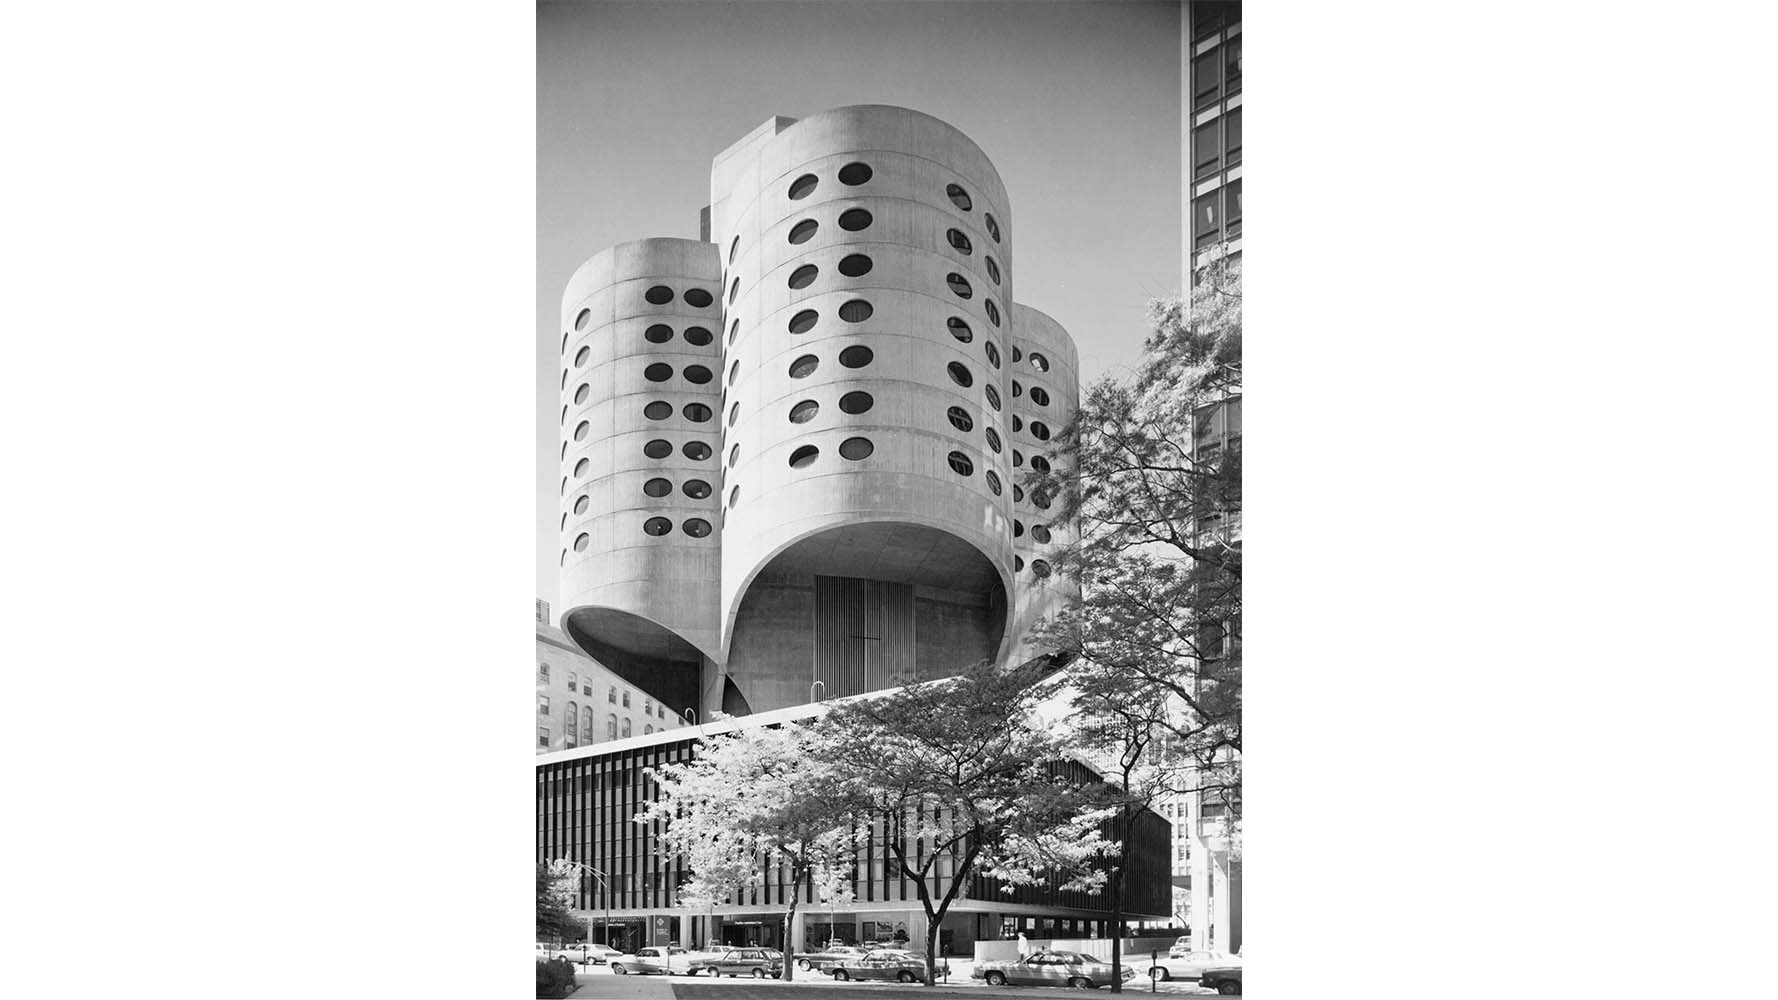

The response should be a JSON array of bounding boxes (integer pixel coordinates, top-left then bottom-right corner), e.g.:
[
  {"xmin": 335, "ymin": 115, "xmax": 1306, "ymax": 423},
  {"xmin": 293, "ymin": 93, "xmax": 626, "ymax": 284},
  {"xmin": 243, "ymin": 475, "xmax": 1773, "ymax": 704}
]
[{"xmin": 569, "ymin": 964, "xmax": 1219, "ymax": 998}]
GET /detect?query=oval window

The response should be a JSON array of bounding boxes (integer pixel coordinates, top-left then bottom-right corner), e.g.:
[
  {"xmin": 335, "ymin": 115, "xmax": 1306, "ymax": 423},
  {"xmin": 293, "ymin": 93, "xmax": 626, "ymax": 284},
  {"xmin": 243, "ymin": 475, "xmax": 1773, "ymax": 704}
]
[
  {"xmin": 574, "ymin": 532, "xmax": 590, "ymax": 551},
  {"xmin": 838, "ymin": 162, "xmax": 873, "ymax": 185},
  {"xmin": 1012, "ymin": 379, "xmax": 1023, "ymax": 398},
  {"xmin": 728, "ymin": 360, "xmax": 741, "ymax": 386},
  {"xmin": 683, "ymin": 518, "xmax": 712, "ymax": 538},
  {"xmin": 985, "ymin": 256, "xmax": 1001, "ymax": 285},
  {"xmin": 985, "ymin": 427, "xmax": 1002, "ymax": 453},
  {"xmin": 985, "ymin": 341, "xmax": 1001, "ymax": 368},
  {"xmin": 1031, "ymin": 421, "xmax": 1051, "ymax": 441},
  {"xmin": 837, "ymin": 254, "xmax": 872, "ymax": 277},
  {"xmin": 947, "ymin": 406, "xmax": 974, "ymax": 433},
  {"xmin": 946, "ymin": 273, "xmax": 973, "ymax": 299},
  {"xmin": 1030, "ymin": 387, "xmax": 1050, "ymax": 407},
  {"xmin": 1033, "ymin": 490, "xmax": 1053, "ymax": 510},
  {"xmin": 643, "ymin": 439, "xmax": 673, "ymax": 459},
  {"xmin": 683, "ymin": 288, "xmax": 713, "ymax": 308},
  {"xmin": 788, "ymin": 173, "xmax": 818, "ymax": 200},
  {"xmin": 644, "ymin": 285, "xmax": 673, "ymax": 305},
  {"xmin": 728, "ymin": 277, "xmax": 740, "ymax": 304},
  {"xmin": 838, "ymin": 299, "xmax": 873, "ymax": 323},
  {"xmin": 788, "ymin": 309, "xmax": 818, "ymax": 334},
  {"xmin": 837, "ymin": 208, "xmax": 873, "ymax": 231},
  {"xmin": 1015, "ymin": 555, "xmax": 1025, "ymax": 571},
  {"xmin": 1030, "ymin": 352, "xmax": 1050, "ymax": 372},
  {"xmin": 984, "ymin": 299, "xmax": 1001, "ymax": 326},
  {"xmin": 1031, "ymin": 524, "xmax": 1052, "ymax": 544},
  {"xmin": 838, "ymin": 390, "xmax": 874, "ymax": 414},
  {"xmin": 788, "ymin": 445, "xmax": 819, "ymax": 469},
  {"xmin": 946, "ymin": 228, "xmax": 973, "ymax": 254},
  {"xmin": 684, "ymin": 326, "xmax": 713, "ymax": 346},
  {"xmin": 985, "ymin": 470, "xmax": 1002, "ymax": 496},
  {"xmin": 946, "ymin": 451, "xmax": 974, "ymax": 476},
  {"xmin": 1031, "ymin": 559, "xmax": 1052, "ymax": 578},
  {"xmin": 788, "ymin": 219, "xmax": 818, "ymax": 244},
  {"xmin": 574, "ymin": 308, "xmax": 591, "ymax": 331},
  {"xmin": 1013, "ymin": 449, "xmax": 1024, "ymax": 467},
  {"xmin": 574, "ymin": 346, "xmax": 590, "ymax": 367},
  {"xmin": 682, "ymin": 402, "xmax": 712, "ymax": 423},
  {"xmin": 1014, "ymin": 485, "xmax": 1025, "ymax": 503},
  {"xmin": 1014, "ymin": 520, "xmax": 1025, "ymax": 538},
  {"xmin": 839, "ymin": 436, "xmax": 874, "ymax": 461},
  {"xmin": 728, "ymin": 234, "xmax": 740, "ymax": 264},
  {"xmin": 645, "ymin": 324, "xmax": 673, "ymax": 344},
  {"xmin": 683, "ymin": 479, "xmax": 712, "ymax": 500},
  {"xmin": 1012, "ymin": 415, "xmax": 1023, "ymax": 433},
  {"xmin": 947, "ymin": 362, "xmax": 972, "ymax": 388},
  {"xmin": 728, "ymin": 485, "xmax": 740, "ymax": 508},
  {"xmin": 573, "ymin": 384, "xmax": 590, "ymax": 403},
  {"xmin": 1031, "ymin": 455, "xmax": 1052, "ymax": 474},
  {"xmin": 788, "ymin": 354, "xmax": 819, "ymax": 379},
  {"xmin": 573, "ymin": 495, "xmax": 590, "ymax": 514},
  {"xmin": 643, "ymin": 477, "xmax": 672, "ymax": 498},
  {"xmin": 789, "ymin": 399, "xmax": 820, "ymax": 424},
  {"xmin": 728, "ymin": 401, "xmax": 741, "ymax": 426},
  {"xmin": 728, "ymin": 444, "xmax": 740, "ymax": 467},
  {"xmin": 683, "ymin": 365, "xmax": 712, "ymax": 385},
  {"xmin": 644, "ymin": 363, "xmax": 673, "ymax": 383},
  {"xmin": 945, "ymin": 183, "xmax": 973, "ymax": 211},
  {"xmin": 838, "ymin": 345, "xmax": 873, "ymax": 369},
  {"xmin": 947, "ymin": 317, "xmax": 973, "ymax": 343},
  {"xmin": 643, "ymin": 401, "xmax": 672, "ymax": 421},
  {"xmin": 985, "ymin": 385, "xmax": 1002, "ymax": 411},
  {"xmin": 643, "ymin": 517, "xmax": 672, "ymax": 537},
  {"xmin": 788, "ymin": 264, "xmax": 819, "ymax": 289},
  {"xmin": 682, "ymin": 440, "xmax": 712, "ymax": 461},
  {"xmin": 573, "ymin": 421, "xmax": 590, "ymax": 442},
  {"xmin": 985, "ymin": 213, "xmax": 1001, "ymax": 242},
  {"xmin": 573, "ymin": 458, "xmax": 589, "ymax": 478},
  {"xmin": 728, "ymin": 318, "xmax": 740, "ymax": 345}
]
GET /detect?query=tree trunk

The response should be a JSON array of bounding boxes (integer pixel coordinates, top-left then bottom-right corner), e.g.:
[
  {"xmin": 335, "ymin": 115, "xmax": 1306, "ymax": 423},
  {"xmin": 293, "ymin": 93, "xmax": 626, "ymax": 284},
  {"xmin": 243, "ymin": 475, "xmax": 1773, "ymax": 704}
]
[
  {"xmin": 779, "ymin": 863, "xmax": 805, "ymax": 981},
  {"xmin": 1108, "ymin": 806, "xmax": 1134, "ymax": 993}
]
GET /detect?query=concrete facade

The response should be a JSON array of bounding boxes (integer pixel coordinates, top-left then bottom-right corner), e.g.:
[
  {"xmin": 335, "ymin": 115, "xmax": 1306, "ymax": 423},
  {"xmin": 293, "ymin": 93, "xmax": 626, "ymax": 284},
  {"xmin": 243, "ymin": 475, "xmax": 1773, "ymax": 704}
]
[
  {"xmin": 554, "ymin": 106, "xmax": 1081, "ymax": 720},
  {"xmin": 536, "ymin": 600, "xmax": 688, "ymax": 754}
]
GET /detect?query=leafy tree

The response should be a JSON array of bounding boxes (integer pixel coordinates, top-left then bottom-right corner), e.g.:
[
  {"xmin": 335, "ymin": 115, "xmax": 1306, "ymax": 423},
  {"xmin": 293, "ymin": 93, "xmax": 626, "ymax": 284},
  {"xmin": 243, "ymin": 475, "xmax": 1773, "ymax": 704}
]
[
  {"xmin": 638, "ymin": 723, "xmax": 855, "ymax": 981},
  {"xmin": 1028, "ymin": 248, "xmax": 1243, "ymax": 958},
  {"xmin": 536, "ymin": 861, "xmax": 582, "ymax": 943},
  {"xmin": 814, "ymin": 659, "xmax": 1112, "ymax": 986}
]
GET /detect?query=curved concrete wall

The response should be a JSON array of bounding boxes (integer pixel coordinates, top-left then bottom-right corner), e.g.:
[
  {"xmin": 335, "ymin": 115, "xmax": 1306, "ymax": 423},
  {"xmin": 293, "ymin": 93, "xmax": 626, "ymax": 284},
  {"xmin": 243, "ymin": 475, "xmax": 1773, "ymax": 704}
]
[
  {"xmin": 556, "ymin": 107, "xmax": 1080, "ymax": 718},
  {"xmin": 557, "ymin": 238, "xmax": 724, "ymax": 715},
  {"xmin": 1006, "ymin": 303, "xmax": 1082, "ymax": 666},
  {"xmin": 710, "ymin": 106, "xmax": 1021, "ymax": 711}
]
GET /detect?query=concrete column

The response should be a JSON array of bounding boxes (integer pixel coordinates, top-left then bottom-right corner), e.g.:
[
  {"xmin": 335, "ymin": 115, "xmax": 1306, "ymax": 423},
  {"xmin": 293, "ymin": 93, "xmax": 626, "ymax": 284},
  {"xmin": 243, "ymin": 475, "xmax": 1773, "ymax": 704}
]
[
  {"xmin": 1209, "ymin": 851, "xmax": 1230, "ymax": 953},
  {"xmin": 790, "ymin": 908, "xmax": 806, "ymax": 955}
]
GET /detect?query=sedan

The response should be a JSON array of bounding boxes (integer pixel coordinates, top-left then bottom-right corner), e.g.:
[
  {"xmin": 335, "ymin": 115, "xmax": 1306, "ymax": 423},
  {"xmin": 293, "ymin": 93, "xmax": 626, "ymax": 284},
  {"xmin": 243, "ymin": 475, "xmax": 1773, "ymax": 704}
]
[
  {"xmin": 1147, "ymin": 950, "xmax": 1237, "ymax": 982},
  {"xmin": 608, "ymin": 946, "xmax": 692, "ymax": 975},
  {"xmin": 1199, "ymin": 961, "xmax": 1242, "ymax": 995},
  {"xmin": 795, "ymin": 945, "xmax": 867, "ymax": 971},
  {"xmin": 829, "ymin": 950, "xmax": 950, "ymax": 983},
  {"xmin": 685, "ymin": 947, "xmax": 783, "ymax": 978},
  {"xmin": 973, "ymin": 949, "xmax": 1136, "ymax": 989},
  {"xmin": 555, "ymin": 943, "xmax": 623, "ymax": 965}
]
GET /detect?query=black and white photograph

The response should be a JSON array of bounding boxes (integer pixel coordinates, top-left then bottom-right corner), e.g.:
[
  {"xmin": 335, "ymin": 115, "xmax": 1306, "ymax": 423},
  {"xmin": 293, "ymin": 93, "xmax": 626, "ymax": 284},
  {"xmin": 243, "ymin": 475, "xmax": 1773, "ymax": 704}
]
[{"xmin": 535, "ymin": 1, "xmax": 1236, "ymax": 996}]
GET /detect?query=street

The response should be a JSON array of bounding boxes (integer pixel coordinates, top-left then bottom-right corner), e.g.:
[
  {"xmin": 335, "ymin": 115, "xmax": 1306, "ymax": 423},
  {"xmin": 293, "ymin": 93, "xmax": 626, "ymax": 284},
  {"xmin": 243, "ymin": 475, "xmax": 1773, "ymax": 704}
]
[{"xmin": 561, "ymin": 963, "xmax": 1226, "ymax": 998}]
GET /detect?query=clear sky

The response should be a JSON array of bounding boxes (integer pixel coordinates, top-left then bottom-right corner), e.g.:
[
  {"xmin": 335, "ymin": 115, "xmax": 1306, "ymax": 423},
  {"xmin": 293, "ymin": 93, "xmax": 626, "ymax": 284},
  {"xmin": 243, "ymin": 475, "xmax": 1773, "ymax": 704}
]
[{"xmin": 537, "ymin": 0, "xmax": 1182, "ymax": 606}]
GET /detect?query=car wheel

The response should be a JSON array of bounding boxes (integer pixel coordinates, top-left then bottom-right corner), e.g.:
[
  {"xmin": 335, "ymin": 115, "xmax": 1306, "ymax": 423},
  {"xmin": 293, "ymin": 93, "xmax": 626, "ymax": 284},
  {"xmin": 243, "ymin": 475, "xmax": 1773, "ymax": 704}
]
[
  {"xmin": 798, "ymin": 959, "xmax": 812, "ymax": 971},
  {"xmin": 986, "ymin": 971, "xmax": 1007, "ymax": 986},
  {"xmin": 611, "ymin": 964, "xmax": 626, "ymax": 975},
  {"xmin": 1217, "ymin": 982, "xmax": 1241, "ymax": 995},
  {"xmin": 752, "ymin": 968, "xmax": 768, "ymax": 979},
  {"xmin": 897, "ymin": 970, "xmax": 916, "ymax": 983},
  {"xmin": 833, "ymin": 969, "xmax": 850, "ymax": 981},
  {"xmin": 1150, "ymin": 967, "xmax": 1170, "ymax": 981}
]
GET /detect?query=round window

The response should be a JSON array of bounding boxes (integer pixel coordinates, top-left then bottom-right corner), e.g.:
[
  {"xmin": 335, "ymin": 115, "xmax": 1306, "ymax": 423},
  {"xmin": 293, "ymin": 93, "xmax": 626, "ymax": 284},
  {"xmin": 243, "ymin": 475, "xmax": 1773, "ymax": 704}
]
[
  {"xmin": 573, "ymin": 421, "xmax": 590, "ymax": 442},
  {"xmin": 729, "ymin": 360, "xmax": 740, "ymax": 386},
  {"xmin": 683, "ymin": 479, "xmax": 712, "ymax": 500},
  {"xmin": 839, "ymin": 345, "xmax": 873, "ymax": 369},
  {"xmin": 1030, "ymin": 352, "xmax": 1050, "ymax": 372},
  {"xmin": 645, "ymin": 323, "xmax": 673, "ymax": 344},
  {"xmin": 1031, "ymin": 421, "xmax": 1051, "ymax": 441},
  {"xmin": 728, "ymin": 234, "xmax": 740, "ymax": 264},
  {"xmin": 574, "ymin": 532, "xmax": 590, "ymax": 551},
  {"xmin": 643, "ymin": 517, "xmax": 672, "ymax": 536},
  {"xmin": 984, "ymin": 299, "xmax": 1000, "ymax": 326},
  {"xmin": 573, "ymin": 458, "xmax": 589, "ymax": 478},
  {"xmin": 788, "ymin": 173, "xmax": 818, "ymax": 199},
  {"xmin": 789, "ymin": 309, "xmax": 818, "ymax": 334},
  {"xmin": 789, "ymin": 354, "xmax": 819, "ymax": 378},
  {"xmin": 839, "ymin": 437, "xmax": 874, "ymax": 461},
  {"xmin": 837, "ymin": 254, "xmax": 872, "ymax": 277},
  {"xmin": 838, "ymin": 162, "xmax": 873, "ymax": 185},
  {"xmin": 1030, "ymin": 387, "xmax": 1050, "ymax": 407},
  {"xmin": 643, "ymin": 439, "xmax": 673, "ymax": 459},
  {"xmin": 729, "ymin": 485, "xmax": 741, "ymax": 508},
  {"xmin": 788, "ymin": 445, "xmax": 820, "ymax": 469},
  {"xmin": 682, "ymin": 440, "xmax": 712, "ymax": 461},
  {"xmin": 985, "ymin": 470, "xmax": 1002, "ymax": 495},
  {"xmin": 985, "ymin": 384, "xmax": 1001, "ymax": 411},
  {"xmin": 574, "ymin": 384, "xmax": 591, "ymax": 403},
  {"xmin": 728, "ymin": 444, "xmax": 740, "ymax": 467},
  {"xmin": 947, "ymin": 317, "xmax": 973, "ymax": 343},
  {"xmin": 837, "ymin": 208, "xmax": 873, "ymax": 231},
  {"xmin": 985, "ymin": 213, "xmax": 1001, "ymax": 242},
  {"xmin": 1031, "ymin": 456, "xmax": 1052, "ymax": 474},
  {"xmin": 684, "ymin": 326, "xmax": 713, "ymax": 346},
  {"xmin": 684, "ymin": 288, "xmax": 712, "ymax": 308},
  {"xmin": 985, "ymin": 341, "xmax": 1001, "ymax": 368},
  {"xmin": 728, "ymin": 319, "xmax": 740, "ymax": 345},
  {"xmin": 788, "ymin": 219, "xmax": 818, "ymax": 244},
  {"xmin": 985, "ymin": 257, "xmax": 1001, "ymax": 285},
  {"xmin": 788, "ymin": 264, "xmax": 819, "ymax": 289},
  {"xmin": 574, "ymin": 346, "xmax": 590, "ymax": 367},
  {"xmin": 643, "ymin": 401, "xmax": 672, "ymax": 421},
  {"xmin": 947, "ymin": 406, "xmax": 974, "ymax": 433},
  {"xmin": 1015, "ymin": 555, "xmax": 1025, "ymax": 572},
  {"xmin": 838, "ymin": 299, "xmax": 873, "ymax": 323},
  {"xmin": 574, "ymin": 308, "xmax": 591, "ymax": 331},
  {"xmin": 644, "ymin": 363, "xmax": 673, "ymax": 383},
  {"xmin": 682, "ymin": 403, "xmax": 712, "ymax": 423},
  {"xmin": 683, "ymin": 518, "xmax": 712, "ymax": 538},
  {"xmin": 729, "ymin": 277, "xmax": 740, "ymax": 304},
  {"xmin": 1013, "ymin": 520, "xmax": 1024, "ymax": 538},
  {"xmin": 946, "ymin": 273, "xmax": 973, "ymax": 299},
  {"xmin": 643, "ymin": 477, "xmax": 672, "ymax": 498},
  {"xmin": 683, "ymin": 365, "xmax": 713, "ymax": 385},
  {"xmin": 1013, "ymin": 449, "xmax": 1024, "ymax": 467},
  {"xmin": 789, "ymin": 399, "xmax": 820, "ymax": 424},
  {"xmin": 1013, "ymin": 379, "xmax": 1023, "ymax": 398},
  {"xmin": 947, "ymin": 362, "xmax": 972, "ymax": 388},
  {"xmin": 985, "ymin": 427, "xmax": 1002, "ymax": 453},
  {"xmin": 1031, "ymin": 524, "xmax": 1052, "ymax": 544},
  {"xmin": 838, "ymin": 390, "xmax": 874, "ymax": 414},
  {"xmin": 573, "ymin": 495, "xmax": 590, "ymax": 515},
  {"xmin": 946, "ymin": 451, "xmax": 974, "ymax": 476},
  {"xmin": 1031, "ymin": 559, "xmax": 1052, "ymax": 578},
  {"xmin": 644, "ymin": 285, "xmax": 673, "ymax": 305},
  {"xmin": 945, "ymin": 183, "xmax": 973, "ymax": 211}
]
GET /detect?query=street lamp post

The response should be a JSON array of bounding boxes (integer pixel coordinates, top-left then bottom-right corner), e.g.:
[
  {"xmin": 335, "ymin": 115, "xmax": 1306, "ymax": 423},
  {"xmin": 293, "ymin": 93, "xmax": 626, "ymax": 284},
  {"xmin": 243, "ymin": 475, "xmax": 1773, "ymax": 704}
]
[
  {"xmin": 810, "ymin": 680, "xmax": 825, "ymax": 703},
  {"xmin": 559, "ymin": 861, "xmax": 611, "ymax": 965}
]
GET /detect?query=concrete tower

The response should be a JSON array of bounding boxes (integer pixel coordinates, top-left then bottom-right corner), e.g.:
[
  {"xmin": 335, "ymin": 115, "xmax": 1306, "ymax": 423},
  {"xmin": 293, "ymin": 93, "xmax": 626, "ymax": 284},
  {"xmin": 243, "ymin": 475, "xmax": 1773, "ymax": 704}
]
[{"xmin": 557, "ymin": 106, "xmax": 1079, "ymax": 720}]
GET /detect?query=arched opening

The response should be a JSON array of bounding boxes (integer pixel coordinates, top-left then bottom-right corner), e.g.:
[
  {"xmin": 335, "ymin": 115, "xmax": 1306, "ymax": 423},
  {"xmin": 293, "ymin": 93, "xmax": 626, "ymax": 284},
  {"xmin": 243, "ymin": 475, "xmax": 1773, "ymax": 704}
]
[{"xmin": 562, "ymin": 607, "xmax": 707, "ymax": 721}]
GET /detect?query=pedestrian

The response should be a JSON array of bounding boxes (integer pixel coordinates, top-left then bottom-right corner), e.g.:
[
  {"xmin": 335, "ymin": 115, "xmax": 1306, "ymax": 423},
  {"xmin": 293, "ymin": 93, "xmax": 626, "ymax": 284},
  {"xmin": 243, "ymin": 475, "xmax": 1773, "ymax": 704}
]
[{"xmin": 1018, "ymin": 932, "xmax": 1029, "ymax": 958}]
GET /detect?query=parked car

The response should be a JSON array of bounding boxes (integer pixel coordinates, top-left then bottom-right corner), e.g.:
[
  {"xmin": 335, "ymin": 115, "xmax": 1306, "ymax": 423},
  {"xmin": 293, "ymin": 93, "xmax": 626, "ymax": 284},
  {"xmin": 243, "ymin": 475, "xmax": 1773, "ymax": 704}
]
[
  {"xmin": 1147, "ymin": 950, "xmax": 1236, "ymax": 981},
  {"xmin": 1199, "ymin": 960, "xmax": 1242, "ymax": 995},
  {"xmin": 973, "ymin": 949, "xmax": 1137, "ymax": 989},
  {"xmin": 795, "ymin": 944, "xmax": 868, "ymax": 971},
  {"xmin": 685, "ymin": 946, "xmax": 783, "ymax": 978},
  {"xmin": 1167, "ymin": 935, "xmax": 1194, "ymax": 958},
  {"xmin": 830, "ymin": 949, "xmax": 950, "ymax": 983},
  {"xmin": 608, "ymin": 946, "xmax": 692, "ymax": 975},
  {"xmin": 553, "ymin": 942, "xmax": 622, "ymax": 965}
]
